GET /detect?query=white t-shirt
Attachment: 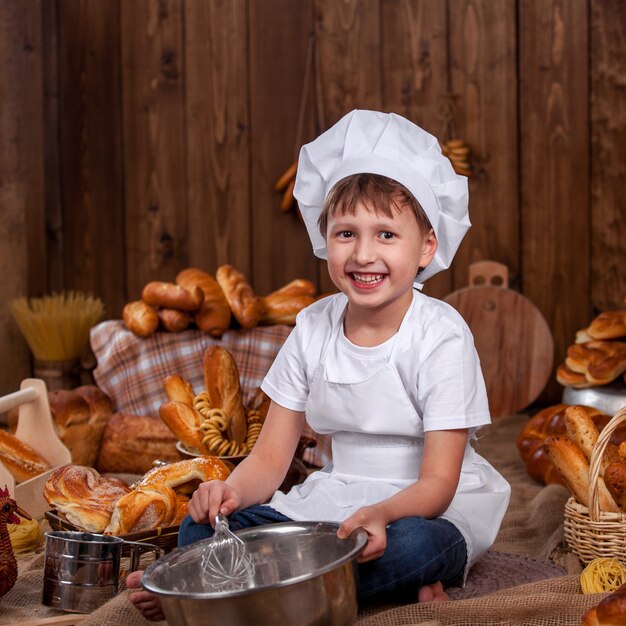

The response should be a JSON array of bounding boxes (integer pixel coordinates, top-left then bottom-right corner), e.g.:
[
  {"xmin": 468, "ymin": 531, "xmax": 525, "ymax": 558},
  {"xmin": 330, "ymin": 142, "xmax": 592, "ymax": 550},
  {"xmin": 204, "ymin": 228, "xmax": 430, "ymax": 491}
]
[{"xmin": 262, "ymin": 290, "xmax": 491, "ymax": 435}]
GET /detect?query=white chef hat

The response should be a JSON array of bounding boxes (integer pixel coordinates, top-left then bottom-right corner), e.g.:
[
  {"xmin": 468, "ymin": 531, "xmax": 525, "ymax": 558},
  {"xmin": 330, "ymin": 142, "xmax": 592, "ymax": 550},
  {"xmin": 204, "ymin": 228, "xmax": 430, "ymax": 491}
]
[{"xmin": 293, "ymin": 109, "xmax": 470, "ymax": 283}]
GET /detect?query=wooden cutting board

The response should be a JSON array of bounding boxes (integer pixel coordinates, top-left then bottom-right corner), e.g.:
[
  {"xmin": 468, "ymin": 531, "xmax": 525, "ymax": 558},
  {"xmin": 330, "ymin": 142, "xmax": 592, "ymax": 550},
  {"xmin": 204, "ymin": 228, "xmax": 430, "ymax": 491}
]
[{"xmin": 443, "ymin": 261, "xmax": 554, "ymax": 418}]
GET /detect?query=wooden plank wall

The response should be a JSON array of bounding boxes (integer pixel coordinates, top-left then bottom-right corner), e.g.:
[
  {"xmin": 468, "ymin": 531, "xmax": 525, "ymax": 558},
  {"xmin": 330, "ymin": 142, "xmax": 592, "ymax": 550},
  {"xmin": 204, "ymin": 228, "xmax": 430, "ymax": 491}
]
[{"xmin": 2, "ymin": 0, "xmax": 625, "ymax": 405}]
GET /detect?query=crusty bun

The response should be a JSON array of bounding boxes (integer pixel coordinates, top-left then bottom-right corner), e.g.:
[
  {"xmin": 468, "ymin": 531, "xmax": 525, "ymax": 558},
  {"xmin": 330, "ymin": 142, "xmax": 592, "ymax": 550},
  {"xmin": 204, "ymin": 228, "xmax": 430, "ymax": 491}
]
[
  {"xmin": 44, "ymin": 465, "xmax": 130, "ymax": 533},
  {"xmin": 134, "ymin": 456, "xmax": 230, "ymax": 495},
  {"xmin": 203, "ymin": 346, "xmax": 247, "ymax": 444},
  {"xmin": 260, "ymin": 293, "xmax": 315, "ymax": 325},
  {"xmin": 104, "ymin": 483, "xmax": 178, "ymax": 535},
  {"xmin": 96, "ymin": 413, "xmax": 179, "ymax": 475},
  {"xmin": 123, "ymin": 300, "xmax": 159, "ymax": 338},
  {"xmin": 0, "ymin": 430, "xmax": 51, "ymax": 483},
  {"xmin": 556, "ymin": 363, "xmax": 595, "ymax": 388},
  {"xmin": 176, "ymin": 268, "xmax": 231, "ymax": 337},
  {"xmin": 142, "ymin": 281, "xmax": 204, "ymax": 311},
  {"xmin": 587, "ymin": 310, "xmax": 626, "ymax": 340},
  {"xmin": 157, "ymin": 308, "xmax": 192, "ymax": 333},
  {"xmin": 159, "ymin": 401, "xmax": 206, "ymax": 452},
  {"xmin": 565, "ymin": 341, "xmax": 626, "ymax": 386},
  {"xmin": 215, "ymin": 264, "xmax": 262, "ymax": 329}
]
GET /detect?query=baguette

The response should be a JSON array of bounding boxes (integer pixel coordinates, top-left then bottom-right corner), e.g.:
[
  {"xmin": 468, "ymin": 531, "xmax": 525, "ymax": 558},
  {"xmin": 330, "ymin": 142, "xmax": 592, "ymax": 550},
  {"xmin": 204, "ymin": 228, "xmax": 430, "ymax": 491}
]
[
  {"xmin": 0, "ymin": 430, "xmax": 51, "ymax": 483},
  {"xmin": 215, "ymin": 265, "xmax": 262, "ymax": 329},
  {"xmin": 176, "ymin": 268, "xmax": 231, "ymax": 337},
  {"xmin": 544, "ymin": 435, "xmax": 619, "ymax": 512},
  {"xmin": 159, "ymin": 401, "xmax": 206, "ymax": 451},
  {"xmin": 123, "ymin": 300, "xmax": 159, "ymax": 338},
  {"xmin": 203, "ymin": 346, "xmax": 247, "ymax": 444},
  {"xmin": 142, "ymin": 281, "xmax": 204, "ymax": 311}
]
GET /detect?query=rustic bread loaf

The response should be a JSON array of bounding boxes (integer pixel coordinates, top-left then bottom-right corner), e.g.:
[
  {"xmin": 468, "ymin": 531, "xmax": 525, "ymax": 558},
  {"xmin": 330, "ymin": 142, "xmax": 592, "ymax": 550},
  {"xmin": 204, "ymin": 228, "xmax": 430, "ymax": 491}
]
[{"xmin": 96, "ymin": 413, "xmax": 179, "ymax": 474}]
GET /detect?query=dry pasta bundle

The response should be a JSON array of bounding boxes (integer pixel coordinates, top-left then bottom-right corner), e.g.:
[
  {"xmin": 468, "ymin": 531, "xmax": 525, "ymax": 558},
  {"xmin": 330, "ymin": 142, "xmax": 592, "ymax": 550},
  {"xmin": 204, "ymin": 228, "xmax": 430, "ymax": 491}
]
[
  {"xmin": 580, "ymin": 557, "xmax": 626, "ymax": 594},
  {"xmin": 11, "ymin": 292, "xmax": 104, "ymax": 361}
]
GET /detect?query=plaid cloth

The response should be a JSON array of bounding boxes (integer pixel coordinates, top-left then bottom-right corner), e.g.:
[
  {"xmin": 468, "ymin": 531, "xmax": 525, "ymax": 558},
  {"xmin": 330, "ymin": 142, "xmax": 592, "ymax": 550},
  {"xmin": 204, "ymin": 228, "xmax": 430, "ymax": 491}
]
[{"xmin": 90, "ymin": 320, "xmax": 331, "ymax": 466}]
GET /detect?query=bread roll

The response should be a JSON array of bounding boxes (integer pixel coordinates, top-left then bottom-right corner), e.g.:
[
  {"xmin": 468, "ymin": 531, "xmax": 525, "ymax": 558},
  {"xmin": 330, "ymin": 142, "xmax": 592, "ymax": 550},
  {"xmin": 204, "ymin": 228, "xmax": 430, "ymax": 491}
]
[
  {"xmin": 265, "ymin": 278, "xmax": 316, "ymax": 298},
  {"xmin": 215, "ymin": 264, "xmax": 262, "ymax": 329},
  {"xmin": 159, "ymin": 401, "xmax": 206, "ymax": 452},
  {"xmin": 123, "ymin": 300, "xmax": 159, "ymax": 338},
  {"xmin": 142, "ymin": 281, "xmax": 204, "ymax": 311},
  {"xmin": 158, "ymin": 308, "xmax": 192, "ymax": 333},
  {"xmin": 176, "ymin": 268, "xmax": 231, "ymax": 337},
  {"xmin": 104, "ymin": 483, "xmax": 178, "ymax": 535},
  {"xmin": 0, "ymin": 430, "xmax": 51, "ymax": 483},
  {"xmin": 96, "ymin": 413, "xmax": 180, "ymax": 474},
  {"xmin": 44, "ymin": 465, "xmax": 130, "ymax": 533},
  {"xmin": 203, "ymin": 346, "xmax": 247, "ymax": 443},
  {"xmin": 260, "ymin": 293, "xmax": 315, "ymax": 325},
  {"xmin": 134, "ymin": 456, "xmax": 230, "ymax": 495},
  {"xmin": 588, "ymin": 311, "xmax": 626, "ymax": 340}
]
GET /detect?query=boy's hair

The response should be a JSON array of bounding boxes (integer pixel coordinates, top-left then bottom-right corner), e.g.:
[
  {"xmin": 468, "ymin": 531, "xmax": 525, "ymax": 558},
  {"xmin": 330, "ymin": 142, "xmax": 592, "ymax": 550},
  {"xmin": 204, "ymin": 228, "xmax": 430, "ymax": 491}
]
[{"xmin": 318, "ymin": 173, "xmax": 433, "ymax": 237}]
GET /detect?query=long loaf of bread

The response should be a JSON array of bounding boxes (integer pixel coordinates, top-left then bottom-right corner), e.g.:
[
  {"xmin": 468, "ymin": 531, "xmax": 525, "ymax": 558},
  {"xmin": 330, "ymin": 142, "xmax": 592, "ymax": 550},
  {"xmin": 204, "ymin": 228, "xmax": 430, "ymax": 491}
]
[
  {"xmin": 0, "ymin": 430, "xmax": 51, "ymax": 483},
  {"xmin": 176, "ymin": 268, "xmax": 231, "ymax": 337},
  {"xmin": 203, "ymin": 346, "xmax": 247, "ymax": 444}
]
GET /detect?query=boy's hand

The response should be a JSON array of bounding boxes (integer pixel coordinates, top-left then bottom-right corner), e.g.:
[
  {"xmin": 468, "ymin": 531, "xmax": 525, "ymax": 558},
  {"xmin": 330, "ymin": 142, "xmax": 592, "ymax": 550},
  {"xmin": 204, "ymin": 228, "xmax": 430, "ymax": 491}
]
[
  {"xmin": 337, "ymin": 505, "xmax": 387, "ymax": 562},
  {"xmin": 188, "ymin": 480, "xmax": 241, "ymax": 525}
]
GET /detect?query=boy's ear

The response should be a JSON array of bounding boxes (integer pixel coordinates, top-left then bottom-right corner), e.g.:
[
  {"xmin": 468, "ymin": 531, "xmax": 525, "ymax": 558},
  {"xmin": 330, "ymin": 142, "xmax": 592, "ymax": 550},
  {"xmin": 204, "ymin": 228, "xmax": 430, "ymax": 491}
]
[{"xmin": 420, "ymin": 229, "xmax": 438, "ymax": 267}]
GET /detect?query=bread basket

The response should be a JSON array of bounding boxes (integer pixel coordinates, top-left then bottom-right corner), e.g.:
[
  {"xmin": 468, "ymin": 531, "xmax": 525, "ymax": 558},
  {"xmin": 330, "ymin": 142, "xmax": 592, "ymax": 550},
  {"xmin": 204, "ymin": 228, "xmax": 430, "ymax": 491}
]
[{"xmin": 564, "ymin": 405, "xmax": 626, "ymax": 564}]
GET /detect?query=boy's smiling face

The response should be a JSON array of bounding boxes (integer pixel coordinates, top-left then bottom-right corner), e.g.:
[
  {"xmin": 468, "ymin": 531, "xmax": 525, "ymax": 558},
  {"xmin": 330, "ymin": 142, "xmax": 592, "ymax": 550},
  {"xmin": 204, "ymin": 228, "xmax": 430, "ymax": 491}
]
[{"xmin": 325, "ymin": 200, "xmax": 437, "ymax": 316}]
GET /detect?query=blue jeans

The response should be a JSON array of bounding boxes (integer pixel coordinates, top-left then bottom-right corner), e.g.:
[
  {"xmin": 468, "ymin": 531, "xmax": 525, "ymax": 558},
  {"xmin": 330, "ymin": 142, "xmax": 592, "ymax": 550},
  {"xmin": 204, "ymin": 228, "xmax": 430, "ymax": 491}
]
[{"xmin": 178, "ymin": 505, "xmax": 467, "ymax": 606}]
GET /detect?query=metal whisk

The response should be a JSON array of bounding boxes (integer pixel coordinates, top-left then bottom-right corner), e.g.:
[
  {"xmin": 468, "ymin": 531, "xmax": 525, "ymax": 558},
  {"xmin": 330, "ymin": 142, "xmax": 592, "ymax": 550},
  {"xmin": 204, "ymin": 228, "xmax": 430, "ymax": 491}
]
[{"xmin": 200, "ymin": 514, "xmax": 255, "ymax": 591}]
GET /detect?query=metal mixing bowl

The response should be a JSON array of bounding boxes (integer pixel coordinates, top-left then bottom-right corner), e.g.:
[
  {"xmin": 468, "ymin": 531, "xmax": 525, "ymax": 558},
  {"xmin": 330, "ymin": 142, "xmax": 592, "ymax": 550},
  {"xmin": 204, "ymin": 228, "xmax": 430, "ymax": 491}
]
[
  {"xmin": 141, "ymin": 521, "xmax": 367, "ymax": 626},
  {"xmin": 562, "ymin": 383, "xmax": 626, "ymax": 416}
]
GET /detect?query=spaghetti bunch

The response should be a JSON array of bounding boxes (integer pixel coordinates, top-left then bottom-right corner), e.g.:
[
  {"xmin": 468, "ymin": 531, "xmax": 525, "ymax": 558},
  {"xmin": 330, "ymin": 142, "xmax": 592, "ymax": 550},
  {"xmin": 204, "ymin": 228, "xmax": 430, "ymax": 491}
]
[{"xmin": 11, "ymin": 292, "xmax": 105, "ymax": 361}]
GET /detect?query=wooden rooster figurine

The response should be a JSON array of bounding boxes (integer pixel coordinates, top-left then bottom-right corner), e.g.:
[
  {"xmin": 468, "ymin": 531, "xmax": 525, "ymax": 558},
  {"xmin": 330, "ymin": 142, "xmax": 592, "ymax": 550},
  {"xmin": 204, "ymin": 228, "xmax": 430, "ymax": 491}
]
[{"xmin": 0, "ymin": 485, "xmax": 31, "ymax": 597}]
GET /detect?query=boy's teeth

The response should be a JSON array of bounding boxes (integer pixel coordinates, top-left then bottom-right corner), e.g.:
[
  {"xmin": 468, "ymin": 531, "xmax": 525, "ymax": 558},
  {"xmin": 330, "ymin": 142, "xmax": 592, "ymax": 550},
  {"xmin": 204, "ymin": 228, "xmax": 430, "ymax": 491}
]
[{"xmin": 353, "ymin": 273, "xmax": 383, "ymax": 283}]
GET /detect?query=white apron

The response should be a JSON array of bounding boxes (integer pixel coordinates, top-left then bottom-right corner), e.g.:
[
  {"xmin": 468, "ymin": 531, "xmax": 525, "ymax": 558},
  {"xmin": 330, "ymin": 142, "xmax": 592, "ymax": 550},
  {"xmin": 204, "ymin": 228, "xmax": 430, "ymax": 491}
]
[{"xmin": 268, "ymin": 301, "xmax": 511, "ymax": 573}]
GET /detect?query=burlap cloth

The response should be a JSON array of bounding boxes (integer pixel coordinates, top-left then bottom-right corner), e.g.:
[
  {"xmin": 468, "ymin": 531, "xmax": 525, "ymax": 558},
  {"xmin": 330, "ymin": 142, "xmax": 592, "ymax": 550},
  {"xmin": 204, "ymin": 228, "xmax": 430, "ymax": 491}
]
[{"xmin": 0, "ymin": 413, "xmax": 610, "ymax": 625}]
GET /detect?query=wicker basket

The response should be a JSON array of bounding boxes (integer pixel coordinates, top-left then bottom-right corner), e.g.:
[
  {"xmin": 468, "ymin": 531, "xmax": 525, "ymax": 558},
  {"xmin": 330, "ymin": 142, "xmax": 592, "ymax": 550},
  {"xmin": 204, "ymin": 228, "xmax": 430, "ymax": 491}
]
[
  {"xmin": 45, "ymin": 510, "xmax": 180, "ymax": 555},
  {"xmin": 563, "ymin": 405, "xmax": 626, "ymax": 564}
]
